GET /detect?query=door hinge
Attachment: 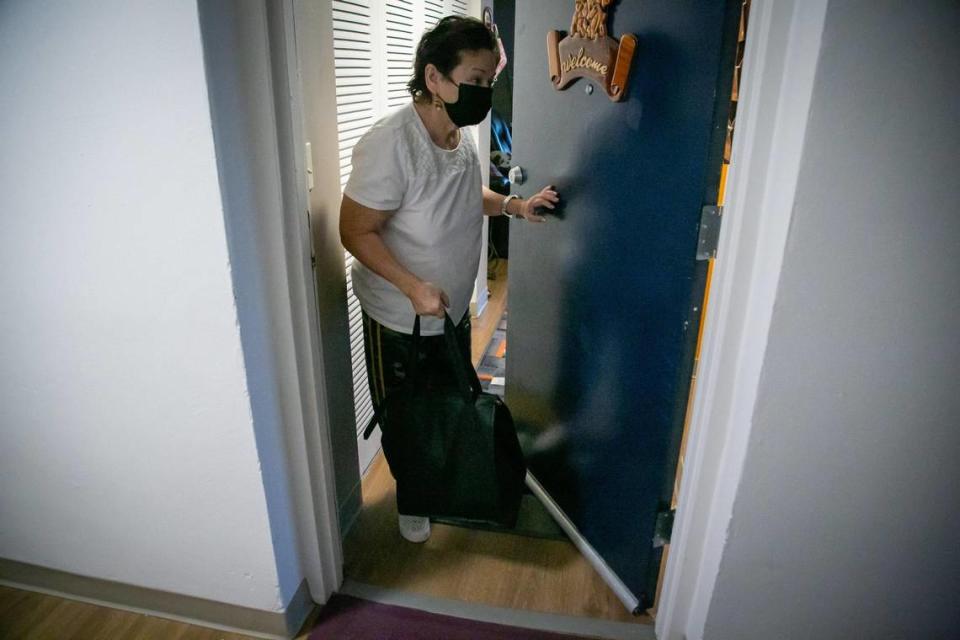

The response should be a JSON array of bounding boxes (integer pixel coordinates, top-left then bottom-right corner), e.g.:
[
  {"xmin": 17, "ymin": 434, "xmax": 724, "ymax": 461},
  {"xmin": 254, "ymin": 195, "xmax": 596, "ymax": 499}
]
[
  {"xmin": 696, "ymin": 204, "xmax": 723, "ymax": 260},
  {"xmin": 652, "ymin": 508, "xmax": 676, "ymax": 548}
]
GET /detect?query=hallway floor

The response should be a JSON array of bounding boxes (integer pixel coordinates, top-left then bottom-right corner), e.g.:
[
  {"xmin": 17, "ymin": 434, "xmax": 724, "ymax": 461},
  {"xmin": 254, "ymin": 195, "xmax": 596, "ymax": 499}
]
[
  {"xmin": 343, "ymin": 259, "xmax": 651, "ymax": 627},
  {"xmin": 471, "ymin": 258, "xmax": 510, "ymax": 367},
  {"xmin": 0, "ymin": 584, "xmax": 317, "ymax": 640},
  {"xmin": 342, "ymin": 453, "xmax": 651, "ymax": 626}
]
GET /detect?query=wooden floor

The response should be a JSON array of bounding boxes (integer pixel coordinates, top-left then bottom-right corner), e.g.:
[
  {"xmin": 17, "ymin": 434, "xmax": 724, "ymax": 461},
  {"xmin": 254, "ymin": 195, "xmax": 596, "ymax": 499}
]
[
  {"xmin": 471, "ymin": 258, "xmax": 509, "ymax": 367},
  {"xmin": 343, "ymin": 453, "xmax": 649, "ymax": 625},
  {"xmin": 0, "ymin": 584, "xmax": 319, "ymax": 640}
]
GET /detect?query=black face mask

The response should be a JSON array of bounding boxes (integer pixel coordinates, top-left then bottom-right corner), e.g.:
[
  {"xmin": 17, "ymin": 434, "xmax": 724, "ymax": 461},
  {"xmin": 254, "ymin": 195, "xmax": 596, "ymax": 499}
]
[{"xmin": 442, "ymin": 79, "xmax": 493, "ymax": 127}]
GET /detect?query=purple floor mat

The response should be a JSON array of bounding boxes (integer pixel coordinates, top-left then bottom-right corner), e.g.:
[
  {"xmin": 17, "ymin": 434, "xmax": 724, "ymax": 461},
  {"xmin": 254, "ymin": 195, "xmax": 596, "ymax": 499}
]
[{"xmin": 308, "ymin": 594, "xmax": 597, "ymax": 640}]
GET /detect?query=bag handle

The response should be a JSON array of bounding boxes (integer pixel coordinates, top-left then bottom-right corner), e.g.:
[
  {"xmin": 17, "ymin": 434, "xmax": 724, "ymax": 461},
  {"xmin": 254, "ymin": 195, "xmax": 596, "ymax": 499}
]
[
  {"xmin": 404, "ymin": 312, "xmax": 480, "ymax": 400},
  {"xmin": 408, "ymin": 315, "xmax": 423, "ymax": 390},
  {"xmin": 441, "ymin": 313, "xmax": 482, "ymax": 400},
  {"xmin": 362, "ymin": 312, "xmax": 482, "ymax": 440}
]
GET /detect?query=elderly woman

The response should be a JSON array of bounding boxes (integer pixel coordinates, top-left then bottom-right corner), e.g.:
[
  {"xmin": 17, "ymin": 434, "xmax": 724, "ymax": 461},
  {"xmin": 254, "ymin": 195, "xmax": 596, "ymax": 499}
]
[{"xmin": 340, "ymin": 16, "xmax": 558, "ymax": 543}]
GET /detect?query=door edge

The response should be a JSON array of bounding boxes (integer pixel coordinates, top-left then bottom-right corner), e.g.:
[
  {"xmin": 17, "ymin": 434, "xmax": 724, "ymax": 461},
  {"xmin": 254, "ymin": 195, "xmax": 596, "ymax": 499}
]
[{"xmin": 655, "ymin": 1, "xmax": 830, "ymax": 638}]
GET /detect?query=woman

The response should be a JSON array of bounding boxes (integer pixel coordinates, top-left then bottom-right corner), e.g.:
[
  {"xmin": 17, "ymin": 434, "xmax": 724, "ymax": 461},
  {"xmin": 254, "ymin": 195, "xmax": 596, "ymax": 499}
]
[{"xmin": 339, "ymin": 16, "xmax": 558, "ymax": 543}]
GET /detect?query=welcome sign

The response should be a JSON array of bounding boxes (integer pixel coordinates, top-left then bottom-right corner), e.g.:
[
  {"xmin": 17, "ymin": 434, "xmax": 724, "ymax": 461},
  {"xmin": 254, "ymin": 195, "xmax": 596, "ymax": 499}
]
[{"xmin": 547, "ymin": 0, "xmax": 637, "ymax": 102}]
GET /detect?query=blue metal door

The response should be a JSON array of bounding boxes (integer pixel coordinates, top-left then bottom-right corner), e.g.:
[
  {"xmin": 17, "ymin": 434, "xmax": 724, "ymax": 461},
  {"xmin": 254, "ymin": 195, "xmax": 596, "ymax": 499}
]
[{"xmin": 507, "ymin": 0, "xmax": 739, "ymax": 610}]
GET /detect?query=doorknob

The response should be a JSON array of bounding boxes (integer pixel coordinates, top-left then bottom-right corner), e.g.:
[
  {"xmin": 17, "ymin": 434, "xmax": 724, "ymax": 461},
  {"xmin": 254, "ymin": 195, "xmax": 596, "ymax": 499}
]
[{"xmin": 508, "ymin": 166, "xmax": 526, "ymax": 185}]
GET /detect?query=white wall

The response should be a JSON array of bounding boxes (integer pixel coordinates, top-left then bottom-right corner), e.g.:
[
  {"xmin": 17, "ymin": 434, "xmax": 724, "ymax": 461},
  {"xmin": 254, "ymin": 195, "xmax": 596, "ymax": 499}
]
[
  {"xmin": 704, "ymin": 2, "xmax": 960, "ymax": 638},
  {"xmin": 0, "ymin": 1, "xmax": 288, "ymax": 612}
]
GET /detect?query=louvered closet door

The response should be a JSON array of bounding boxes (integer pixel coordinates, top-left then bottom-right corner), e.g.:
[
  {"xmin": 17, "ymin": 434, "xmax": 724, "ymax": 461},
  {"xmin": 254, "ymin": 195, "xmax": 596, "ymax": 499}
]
[
  {"xmin": 333, "ymin": 0, "xmax": 379, "ymax": 473},
  {"xmin": 334, "ymin": 0, "xmax": 477, "ymax": 475},
  {"xmin": 385, "ymin": 1, "xmax": 415, "ymax": 110}
]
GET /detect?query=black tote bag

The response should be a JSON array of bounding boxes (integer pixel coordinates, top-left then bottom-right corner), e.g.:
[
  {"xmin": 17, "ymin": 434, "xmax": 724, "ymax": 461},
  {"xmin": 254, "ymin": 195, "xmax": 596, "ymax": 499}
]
[{"xmin": 363, "ymin": 313, "xmax": 526, "ymax": 528}]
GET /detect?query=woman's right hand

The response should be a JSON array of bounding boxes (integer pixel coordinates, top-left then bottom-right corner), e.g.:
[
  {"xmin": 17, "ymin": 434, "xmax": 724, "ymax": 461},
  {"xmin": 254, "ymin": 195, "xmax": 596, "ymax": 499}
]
[{"xmin": 407, "ymin": 281, "xmax": 450, "ymax": 318}]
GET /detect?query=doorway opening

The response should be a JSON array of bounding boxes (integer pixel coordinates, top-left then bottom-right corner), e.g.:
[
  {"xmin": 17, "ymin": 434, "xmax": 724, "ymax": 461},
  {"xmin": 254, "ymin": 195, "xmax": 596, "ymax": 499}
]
[
  {"xmin": 331, "ymin": 0, "xmax": 751, "ymax": 633},
  {"xmin": 472, "ymin": 0, "xmax": 515, "ymax": 398}
]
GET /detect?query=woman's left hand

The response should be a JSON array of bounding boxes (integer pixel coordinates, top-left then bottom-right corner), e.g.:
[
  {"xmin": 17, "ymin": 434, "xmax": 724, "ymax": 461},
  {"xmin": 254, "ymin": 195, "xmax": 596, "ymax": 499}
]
[{"xmin": 518, "ymin": 185, "xmax": 559, "ymax": 223}]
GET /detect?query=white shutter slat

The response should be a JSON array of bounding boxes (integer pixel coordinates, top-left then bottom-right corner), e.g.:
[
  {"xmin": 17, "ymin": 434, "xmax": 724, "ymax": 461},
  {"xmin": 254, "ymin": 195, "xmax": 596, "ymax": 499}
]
[
  {"xmin": 337, "ymin": 106, "xmax": 375, "ymax": 120},
  {"xmin": 424, "ymin": 0, "xmax": 443, "ymax": 27},
  {"xmin": 447, "ymin": 0, "xmax": 468, "ymax": 17}
]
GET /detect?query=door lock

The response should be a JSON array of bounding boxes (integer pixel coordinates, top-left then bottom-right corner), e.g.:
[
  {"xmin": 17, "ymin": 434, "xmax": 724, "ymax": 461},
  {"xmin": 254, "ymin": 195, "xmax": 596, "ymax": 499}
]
[{"xmin": 508, "ymin": 166, "xmax": 526, "ymax": 185}]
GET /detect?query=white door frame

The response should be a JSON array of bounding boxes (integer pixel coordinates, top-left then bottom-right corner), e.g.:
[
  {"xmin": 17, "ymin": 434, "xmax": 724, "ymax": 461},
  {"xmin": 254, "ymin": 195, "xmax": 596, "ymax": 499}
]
[
  {"xmin": 655, "ymin": 1, "xmax": 828, "ymax": 638},
  {"xmin": 263, "ymin": 0, "xmax": 830, "ymax": 634},
  {"xmin": 260, "ymin": 0, "xmax": 347, "ymax": 603},
  {"xmin": 201, "ymin": 0, "xmax": 347, "ymax": 609}
]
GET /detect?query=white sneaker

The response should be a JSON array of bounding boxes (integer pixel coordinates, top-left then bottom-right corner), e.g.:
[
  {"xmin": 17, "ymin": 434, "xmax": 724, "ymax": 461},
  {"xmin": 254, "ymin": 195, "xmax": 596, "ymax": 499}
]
[{"xmin": 398, "ymin": 514, "xmax": 431, "ymax": 543}]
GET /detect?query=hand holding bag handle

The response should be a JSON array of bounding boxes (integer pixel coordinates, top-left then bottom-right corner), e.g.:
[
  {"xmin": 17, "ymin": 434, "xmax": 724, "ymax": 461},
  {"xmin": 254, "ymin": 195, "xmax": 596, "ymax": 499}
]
[{"xmin": 362, "ymin": 312, "xmax": 476, "ymax": 439}]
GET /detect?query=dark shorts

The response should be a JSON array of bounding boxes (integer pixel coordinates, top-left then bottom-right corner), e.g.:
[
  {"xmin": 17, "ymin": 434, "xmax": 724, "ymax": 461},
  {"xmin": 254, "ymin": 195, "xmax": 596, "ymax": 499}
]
[{"xmin": 362, "ymin": 311, "xmax": 472, "ymax": 416}]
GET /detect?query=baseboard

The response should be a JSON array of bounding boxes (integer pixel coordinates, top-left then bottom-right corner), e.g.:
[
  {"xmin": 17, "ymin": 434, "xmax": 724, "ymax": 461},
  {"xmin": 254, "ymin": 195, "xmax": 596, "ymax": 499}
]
[
  {"xmin": 0, "ymin": 557, "xmax": 314, "ymax": 639},
  {"xmin": 338, "ymin": 475, "xmax": 364, "ymax": 539}
]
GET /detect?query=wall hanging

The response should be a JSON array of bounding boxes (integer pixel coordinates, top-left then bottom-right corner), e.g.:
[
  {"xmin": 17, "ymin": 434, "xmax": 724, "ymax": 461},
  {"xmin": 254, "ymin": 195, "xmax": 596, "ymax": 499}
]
[{"xmin": 547, "ymin": 0, "xmax": 637, "ymax": 102}]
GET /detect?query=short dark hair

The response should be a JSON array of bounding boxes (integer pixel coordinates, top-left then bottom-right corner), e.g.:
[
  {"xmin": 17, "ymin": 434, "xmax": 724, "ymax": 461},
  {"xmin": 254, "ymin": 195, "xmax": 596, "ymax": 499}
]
[{"xmin": 407, "ymin": 16, "xmax": 497, "ymax": 100}]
